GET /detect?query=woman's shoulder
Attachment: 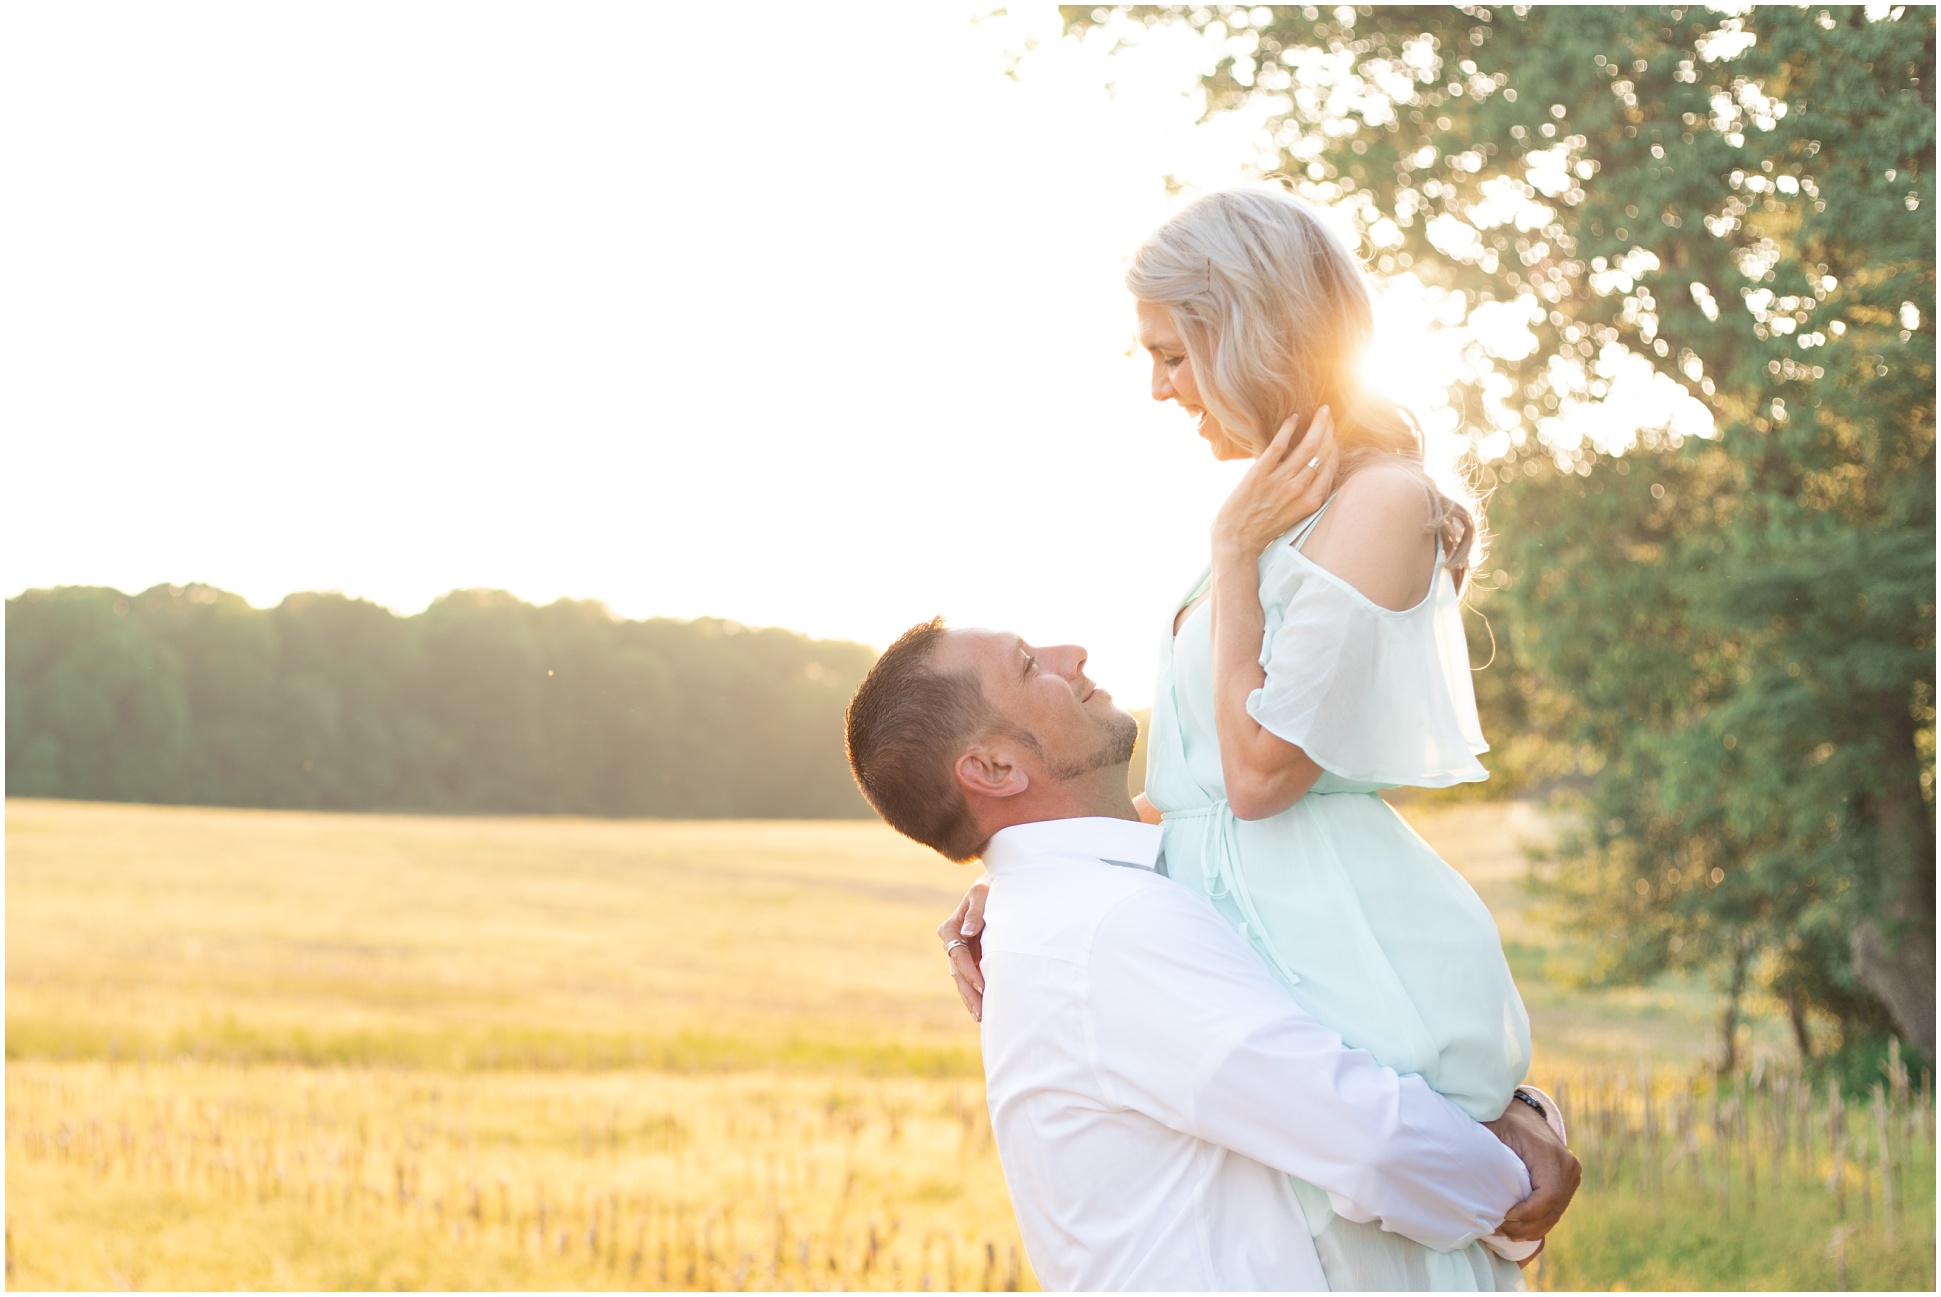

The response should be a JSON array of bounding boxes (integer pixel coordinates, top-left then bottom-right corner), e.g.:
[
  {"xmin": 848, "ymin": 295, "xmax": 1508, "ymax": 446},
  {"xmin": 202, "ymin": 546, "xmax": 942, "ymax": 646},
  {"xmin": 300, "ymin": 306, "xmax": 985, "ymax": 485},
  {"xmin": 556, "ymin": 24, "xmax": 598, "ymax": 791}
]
[
  {"xmin": 1326, "ymin": 460, "xmax": 1437, "ymax": 530},
  {"xmin": 1297, "ymin": 463, "xmax": 1439, "ymax": 612}
]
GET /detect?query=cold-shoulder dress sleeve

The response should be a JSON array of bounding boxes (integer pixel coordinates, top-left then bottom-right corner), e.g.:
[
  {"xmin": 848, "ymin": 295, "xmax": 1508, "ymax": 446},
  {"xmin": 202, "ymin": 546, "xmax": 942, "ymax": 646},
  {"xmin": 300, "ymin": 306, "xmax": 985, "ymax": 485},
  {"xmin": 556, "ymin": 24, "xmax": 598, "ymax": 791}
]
[{"xmin": 1244, "ymin": 545, "xmax": 1489, "ymax": 788}]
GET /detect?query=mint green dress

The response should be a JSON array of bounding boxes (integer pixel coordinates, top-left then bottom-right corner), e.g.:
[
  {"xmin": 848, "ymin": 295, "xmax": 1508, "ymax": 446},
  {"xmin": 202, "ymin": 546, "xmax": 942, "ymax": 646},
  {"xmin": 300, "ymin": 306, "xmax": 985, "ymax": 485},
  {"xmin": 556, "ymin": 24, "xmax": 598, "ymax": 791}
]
[{"xmin": 1147, "ymin": 502, "xmax": 1532, "ymax": 1292}]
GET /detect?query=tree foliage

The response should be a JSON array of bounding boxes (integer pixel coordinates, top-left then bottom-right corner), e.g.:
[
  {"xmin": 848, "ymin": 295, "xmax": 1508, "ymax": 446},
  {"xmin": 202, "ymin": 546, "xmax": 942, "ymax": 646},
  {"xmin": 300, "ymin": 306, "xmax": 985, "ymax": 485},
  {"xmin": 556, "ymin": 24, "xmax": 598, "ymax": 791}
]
[
  {"xmin": 1068, "ymin": 4, "xmax": 1935, "ymax": 1061},
  {"xmin": 7, "ymin": 585, "xmax": 875, "ymax": 818}
]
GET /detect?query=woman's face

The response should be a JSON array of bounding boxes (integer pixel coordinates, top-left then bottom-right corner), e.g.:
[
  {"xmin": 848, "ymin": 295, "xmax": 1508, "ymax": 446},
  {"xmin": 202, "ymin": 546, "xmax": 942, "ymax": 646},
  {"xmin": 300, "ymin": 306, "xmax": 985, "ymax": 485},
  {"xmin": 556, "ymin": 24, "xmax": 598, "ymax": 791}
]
[{"xmin": 1135, "ymin": 300, "xmax": 1250, "ymax": 461}]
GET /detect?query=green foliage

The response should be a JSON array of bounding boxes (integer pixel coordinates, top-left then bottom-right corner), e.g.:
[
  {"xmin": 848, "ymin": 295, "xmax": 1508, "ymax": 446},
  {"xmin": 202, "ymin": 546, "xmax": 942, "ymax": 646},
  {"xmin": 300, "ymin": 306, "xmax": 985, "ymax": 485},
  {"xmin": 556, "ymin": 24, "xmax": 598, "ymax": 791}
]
[
  {"xmin": 6, "ymin": 584, "xmax": 875, "ymax": 817},
  {"xmin": 1070, "ymin": 5, "xmax": 1935, "ymax": 1059}
]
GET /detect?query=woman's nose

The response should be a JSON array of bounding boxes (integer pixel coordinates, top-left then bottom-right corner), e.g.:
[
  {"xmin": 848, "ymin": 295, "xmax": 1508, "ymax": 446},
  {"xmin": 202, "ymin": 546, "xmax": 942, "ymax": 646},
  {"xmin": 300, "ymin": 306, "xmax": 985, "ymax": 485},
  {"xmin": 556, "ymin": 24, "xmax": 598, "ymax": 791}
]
[{"xmin": 1150, "ymin": 362, "xmax": 1173, "ymax": 403}]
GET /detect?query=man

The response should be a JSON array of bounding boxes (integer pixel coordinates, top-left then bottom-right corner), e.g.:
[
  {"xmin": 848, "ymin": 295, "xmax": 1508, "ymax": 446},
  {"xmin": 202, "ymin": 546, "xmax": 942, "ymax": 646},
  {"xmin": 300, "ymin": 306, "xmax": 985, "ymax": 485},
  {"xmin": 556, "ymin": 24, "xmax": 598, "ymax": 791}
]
[{"xmin": 845, "ymin": 617, "xmax": 1579, "ymax": 1291}]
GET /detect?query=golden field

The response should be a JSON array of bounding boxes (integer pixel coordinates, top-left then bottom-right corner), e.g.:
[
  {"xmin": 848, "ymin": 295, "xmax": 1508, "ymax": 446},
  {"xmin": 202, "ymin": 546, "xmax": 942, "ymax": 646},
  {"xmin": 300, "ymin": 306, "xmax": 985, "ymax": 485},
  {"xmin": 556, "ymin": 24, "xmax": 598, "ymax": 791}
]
[{"xmin": 6, "ymin": 798, "xmax": 1933, "ymax": 1290}]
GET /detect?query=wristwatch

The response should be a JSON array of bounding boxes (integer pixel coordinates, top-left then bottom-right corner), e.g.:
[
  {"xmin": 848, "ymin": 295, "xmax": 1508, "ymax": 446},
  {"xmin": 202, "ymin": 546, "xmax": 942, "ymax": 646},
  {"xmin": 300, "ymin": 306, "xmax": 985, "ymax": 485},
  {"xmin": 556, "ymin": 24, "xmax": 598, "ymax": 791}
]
[
  {"xmin": 1511, "ymin": 1087, "xmax": 1547, "ymax": 1119},
  {"xmin": 1510, "ymin": 1084, "xmax": 1568, "ymax": 1144}
]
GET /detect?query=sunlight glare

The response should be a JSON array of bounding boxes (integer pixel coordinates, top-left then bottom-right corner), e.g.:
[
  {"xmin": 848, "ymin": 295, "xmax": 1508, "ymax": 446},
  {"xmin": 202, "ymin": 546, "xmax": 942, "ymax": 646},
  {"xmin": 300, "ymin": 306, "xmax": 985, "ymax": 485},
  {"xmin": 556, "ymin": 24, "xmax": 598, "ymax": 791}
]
[{"xmin": 1361, "ymin": 273, "xmax": 1473, "ymax": 492}]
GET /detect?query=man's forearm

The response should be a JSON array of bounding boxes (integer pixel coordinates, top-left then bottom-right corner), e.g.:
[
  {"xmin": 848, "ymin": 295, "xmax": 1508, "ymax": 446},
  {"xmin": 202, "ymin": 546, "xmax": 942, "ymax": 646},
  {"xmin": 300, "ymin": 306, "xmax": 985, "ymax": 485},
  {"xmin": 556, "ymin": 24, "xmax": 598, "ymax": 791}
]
[
  {"xmin": 1190, "ymin": 1023, "xmax": 1530, "ymax": 1251},
  {"xmin": 1093, "ymin": 891, "xmax": 1531, "ymax": 1251}
]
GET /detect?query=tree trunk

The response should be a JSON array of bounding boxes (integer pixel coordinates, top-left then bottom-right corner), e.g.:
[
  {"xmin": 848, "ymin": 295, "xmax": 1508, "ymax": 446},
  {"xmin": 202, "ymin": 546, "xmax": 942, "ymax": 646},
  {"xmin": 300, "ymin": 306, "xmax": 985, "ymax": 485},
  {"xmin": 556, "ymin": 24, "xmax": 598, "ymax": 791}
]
[
  {"xmin": 1852, "ymin": 692, "xmax": 1937, "ymax": 1060},
  {"xmin": 1784, "ymin": 985, "xmax": 1814, "ymax": 1061},
  {"xmin": 1853, "ymin": 922, "xmax": 1934, "ymax": 1059},
  {"xmin": 1719, "ymin": 935, "xmax": 1753, "ymax": 1075}
]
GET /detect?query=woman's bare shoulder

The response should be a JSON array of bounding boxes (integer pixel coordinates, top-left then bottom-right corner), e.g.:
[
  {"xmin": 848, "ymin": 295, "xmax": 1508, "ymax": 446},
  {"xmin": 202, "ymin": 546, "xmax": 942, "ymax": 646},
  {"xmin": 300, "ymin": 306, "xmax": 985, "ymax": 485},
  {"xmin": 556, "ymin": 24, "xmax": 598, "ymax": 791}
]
[
  {"xmin": 1328, "ymin": 460, "xmax": 1436, "ymax": 528},
  {"xmin": 1301, "ymin": 461, "xmax": 1438, "ymax": 611}
]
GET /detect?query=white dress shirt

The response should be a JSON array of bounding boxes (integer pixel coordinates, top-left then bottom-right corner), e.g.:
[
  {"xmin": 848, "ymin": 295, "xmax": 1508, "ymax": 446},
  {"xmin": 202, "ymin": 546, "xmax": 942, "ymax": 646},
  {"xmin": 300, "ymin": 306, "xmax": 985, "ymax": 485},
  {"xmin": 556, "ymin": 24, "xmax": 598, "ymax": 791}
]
[{"xmin": 977, "ymin": 817, "xmax": 1530, "ymax": 1292}]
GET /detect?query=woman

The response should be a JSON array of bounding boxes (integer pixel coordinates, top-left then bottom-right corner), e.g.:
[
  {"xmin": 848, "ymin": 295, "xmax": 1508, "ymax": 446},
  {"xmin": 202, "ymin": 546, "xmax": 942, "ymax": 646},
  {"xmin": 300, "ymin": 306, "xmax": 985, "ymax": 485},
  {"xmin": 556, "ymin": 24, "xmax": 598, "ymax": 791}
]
[{"xmin": 943, "ymin": 186, "xmax": 1539, "ymax": 1291}]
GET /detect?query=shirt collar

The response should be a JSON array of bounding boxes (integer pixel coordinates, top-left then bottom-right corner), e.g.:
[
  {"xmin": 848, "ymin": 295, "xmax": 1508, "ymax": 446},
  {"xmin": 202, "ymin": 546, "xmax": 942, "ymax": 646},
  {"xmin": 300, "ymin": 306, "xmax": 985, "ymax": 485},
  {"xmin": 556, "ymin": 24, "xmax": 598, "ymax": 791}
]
[{"xmin": 982, "ymin": 816, "xmax": 1163, "ymax": 875}]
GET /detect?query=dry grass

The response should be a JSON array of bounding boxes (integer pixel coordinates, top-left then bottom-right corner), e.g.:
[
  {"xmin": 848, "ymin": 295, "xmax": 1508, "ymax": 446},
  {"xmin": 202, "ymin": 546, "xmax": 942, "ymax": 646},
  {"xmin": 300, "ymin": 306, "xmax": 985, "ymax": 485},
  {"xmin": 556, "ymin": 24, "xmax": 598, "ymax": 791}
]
[
  {"xmin": 7, "ymin": 1063, "xmax": 1023, "ymax": 1291},
  {"xmin": 1523, "ymin": 1055, "xmax": 1934, "ymax": 1292},
  {"xmin": 7, "ymin": 798, "xmax": 1933, "ymax": 1290},
  {"xmin": 6, "ymin": 800, "xmax": 984, "ymax": 1073}
]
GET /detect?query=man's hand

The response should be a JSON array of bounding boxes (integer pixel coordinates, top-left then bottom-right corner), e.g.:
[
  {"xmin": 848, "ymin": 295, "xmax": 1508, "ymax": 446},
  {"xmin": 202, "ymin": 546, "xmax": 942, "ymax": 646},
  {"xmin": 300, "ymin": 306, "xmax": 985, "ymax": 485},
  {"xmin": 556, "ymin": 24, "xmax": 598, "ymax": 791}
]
[
  {"xmin": 938, "ymin": 877, "xmax": 991, "ymax": 1021},
  {"xmin": 1484, "ymin": 1095, "xmax": 1581, "ymax": 1242}
]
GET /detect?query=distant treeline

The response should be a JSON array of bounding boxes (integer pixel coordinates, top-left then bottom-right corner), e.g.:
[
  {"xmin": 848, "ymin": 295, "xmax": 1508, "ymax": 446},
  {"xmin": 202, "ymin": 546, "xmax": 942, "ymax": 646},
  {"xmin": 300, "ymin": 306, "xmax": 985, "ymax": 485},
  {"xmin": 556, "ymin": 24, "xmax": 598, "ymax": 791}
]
[{"xmin": 6, "ymin": 585, "xmax": 876, "ymax": 818}]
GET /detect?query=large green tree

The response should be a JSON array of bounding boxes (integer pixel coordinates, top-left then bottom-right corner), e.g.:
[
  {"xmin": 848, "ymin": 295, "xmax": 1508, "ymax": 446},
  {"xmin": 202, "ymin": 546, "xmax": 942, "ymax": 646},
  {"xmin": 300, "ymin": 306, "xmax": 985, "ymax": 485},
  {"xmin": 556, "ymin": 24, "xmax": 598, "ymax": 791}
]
[{"xmin": 1069, "ymin": 4, "xmax": 1935, "ymax": 1060}]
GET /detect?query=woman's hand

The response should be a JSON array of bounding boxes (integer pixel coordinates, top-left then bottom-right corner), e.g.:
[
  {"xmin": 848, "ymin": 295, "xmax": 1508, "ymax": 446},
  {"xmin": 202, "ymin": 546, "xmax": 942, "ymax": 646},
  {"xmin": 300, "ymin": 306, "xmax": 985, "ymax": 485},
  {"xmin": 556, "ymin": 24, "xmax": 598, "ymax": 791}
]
[
  {"xmin": 938, "ymin": 877, "xmax": 991, "ymax": 1021},
  {"xmin": 1205, "ymin": 408, "xmax": 1334, "ymax": 821},
  {"xmin": 1132, "ymin": 793, "xmax": 1162, "ymax": 826},
  {"xmin": 1210, "ymin": 408, "xmax": 1337, "ymax": 562}
]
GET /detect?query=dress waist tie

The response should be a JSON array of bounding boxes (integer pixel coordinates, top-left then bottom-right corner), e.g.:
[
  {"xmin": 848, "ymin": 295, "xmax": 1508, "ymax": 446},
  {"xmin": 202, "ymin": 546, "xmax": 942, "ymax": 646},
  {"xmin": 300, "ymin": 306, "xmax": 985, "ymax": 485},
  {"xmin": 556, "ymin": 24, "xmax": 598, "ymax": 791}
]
[{"xmin": 1162, "ymin": 800, "xmax": 1301, "ymax": 988}]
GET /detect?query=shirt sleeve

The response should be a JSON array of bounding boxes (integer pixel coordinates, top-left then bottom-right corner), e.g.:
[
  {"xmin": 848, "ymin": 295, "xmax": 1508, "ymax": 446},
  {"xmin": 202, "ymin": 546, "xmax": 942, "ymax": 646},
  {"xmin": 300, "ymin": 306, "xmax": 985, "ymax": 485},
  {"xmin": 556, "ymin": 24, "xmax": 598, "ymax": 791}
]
[
  {"xmin": 1085, "ymin": 883, "xmax": 1529, "ymax": 1252},
  {"xmin": 1245, "ymin": 556, "xmax": 1489, "ymax": 788}
]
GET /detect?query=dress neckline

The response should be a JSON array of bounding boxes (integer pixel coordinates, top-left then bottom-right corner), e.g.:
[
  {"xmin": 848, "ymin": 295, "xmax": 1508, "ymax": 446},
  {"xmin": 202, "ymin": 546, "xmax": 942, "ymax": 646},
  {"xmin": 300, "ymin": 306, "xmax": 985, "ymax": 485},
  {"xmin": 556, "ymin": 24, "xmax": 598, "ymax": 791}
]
[{"xmin": 1171, "ymin": 496, "xmax": 1339, "ymax": 641}]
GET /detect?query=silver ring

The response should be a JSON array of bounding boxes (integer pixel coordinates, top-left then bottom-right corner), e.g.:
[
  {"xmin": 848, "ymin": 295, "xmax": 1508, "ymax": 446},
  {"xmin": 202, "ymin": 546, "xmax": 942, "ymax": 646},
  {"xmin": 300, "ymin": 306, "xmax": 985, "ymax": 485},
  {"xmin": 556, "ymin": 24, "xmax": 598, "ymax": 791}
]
[{"xmin": 944, "ymin": 938, "xmax": 967, "ymax": 956}]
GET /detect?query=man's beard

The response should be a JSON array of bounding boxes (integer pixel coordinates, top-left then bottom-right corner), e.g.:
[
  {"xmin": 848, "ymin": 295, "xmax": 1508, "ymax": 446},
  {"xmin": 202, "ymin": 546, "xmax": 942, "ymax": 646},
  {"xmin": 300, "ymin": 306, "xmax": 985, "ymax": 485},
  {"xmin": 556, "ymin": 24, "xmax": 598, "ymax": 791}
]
[{"xmin": 1041, "ymin": 710, "xmax": 1141, "ymax": 782}]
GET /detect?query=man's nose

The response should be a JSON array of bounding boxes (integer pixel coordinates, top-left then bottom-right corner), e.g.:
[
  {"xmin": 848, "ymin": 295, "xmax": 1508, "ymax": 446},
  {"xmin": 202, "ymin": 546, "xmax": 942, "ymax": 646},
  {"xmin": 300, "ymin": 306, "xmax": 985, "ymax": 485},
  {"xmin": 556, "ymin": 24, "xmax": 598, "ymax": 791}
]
[{"xmin": 1045, "ymin": 644, "xmax": 1089, "ymax": 681}]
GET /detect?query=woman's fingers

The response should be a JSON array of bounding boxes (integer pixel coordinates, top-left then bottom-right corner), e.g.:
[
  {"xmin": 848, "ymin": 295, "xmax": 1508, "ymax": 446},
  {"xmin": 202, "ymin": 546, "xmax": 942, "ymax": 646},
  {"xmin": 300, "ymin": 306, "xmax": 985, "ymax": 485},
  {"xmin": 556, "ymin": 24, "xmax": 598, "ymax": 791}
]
[
  {"xmin": 1281, "ymin": 406, "xmax": 1332, "ymax": 477},
  {"xmin": 1213, "ymin": 407, "xmax": 1344, "ymax": 555},
  {"xmin": 1235, "ymin": 412, "xmax": 1305, "ymax": 502},
  {"xmin": 1266, "ymin": 407, "xmax": 1334, "ymax": 517},
  {"xmin": 1263, "ymin": 410, "xmax": 1303, "ymax": 465},
  {"xmin": 940, "ymin": 878, "xmax": 991, "ymax": 1021},
  {"xmin": 1296, "ymin": 403, "xmax": 1333, "ymax": 451},
  {"xmin": 960, "ymin": 878, "xmax": 990, "ymax": 939},
  {"xmin": 1234, "ymin": 416, "xmax": 1297, "ymax": 495},
  {"xmin": 938, "ymin": 903, "xmax": 970, "ymax": 950},
  {"xmin": 949, "ymin": 939, "xmax": 986, "ymax": 1020}
]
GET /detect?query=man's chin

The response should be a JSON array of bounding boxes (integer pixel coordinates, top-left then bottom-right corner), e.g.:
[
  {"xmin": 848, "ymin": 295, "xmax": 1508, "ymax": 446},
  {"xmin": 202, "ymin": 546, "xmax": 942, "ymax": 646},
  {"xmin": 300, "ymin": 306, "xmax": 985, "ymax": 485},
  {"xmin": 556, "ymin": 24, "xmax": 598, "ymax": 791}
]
[{"xmin": 1101, "ymin": 707, "xmax": 1141, "ymax": 767}]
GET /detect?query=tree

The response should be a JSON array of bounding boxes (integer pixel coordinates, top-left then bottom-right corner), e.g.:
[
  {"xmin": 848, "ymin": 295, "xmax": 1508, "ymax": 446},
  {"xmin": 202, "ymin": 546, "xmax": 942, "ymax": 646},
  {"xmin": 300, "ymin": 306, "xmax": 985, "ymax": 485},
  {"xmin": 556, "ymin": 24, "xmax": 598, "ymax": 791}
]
[
  {"xmin": 1068, "ymin": 4, "xmax": 1935, "ymax": 1060},
  {"xmin": 4, "ymin": 587, "xmax": 191, "ymax": 801},
  {"xmin": 6, "ymin": 585, "xmax": 877, "ymax": 820}
]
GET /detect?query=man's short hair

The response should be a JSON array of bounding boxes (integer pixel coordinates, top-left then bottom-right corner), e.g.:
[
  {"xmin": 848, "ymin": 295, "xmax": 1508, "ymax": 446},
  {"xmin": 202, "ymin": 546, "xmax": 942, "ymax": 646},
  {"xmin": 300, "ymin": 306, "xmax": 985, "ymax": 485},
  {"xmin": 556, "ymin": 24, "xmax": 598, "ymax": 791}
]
[{"xmin": 845, "ymin": 617, "xmax": 1000, "ymax": 862}]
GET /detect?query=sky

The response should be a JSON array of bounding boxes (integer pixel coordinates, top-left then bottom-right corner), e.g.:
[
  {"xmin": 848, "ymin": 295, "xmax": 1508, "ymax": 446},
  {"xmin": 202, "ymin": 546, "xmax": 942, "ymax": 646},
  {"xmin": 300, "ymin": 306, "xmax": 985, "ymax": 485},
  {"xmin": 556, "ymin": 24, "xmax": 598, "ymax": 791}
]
[{"xmin": 1, "ymin": 3, "xmax": 1701, "ymax": 707}]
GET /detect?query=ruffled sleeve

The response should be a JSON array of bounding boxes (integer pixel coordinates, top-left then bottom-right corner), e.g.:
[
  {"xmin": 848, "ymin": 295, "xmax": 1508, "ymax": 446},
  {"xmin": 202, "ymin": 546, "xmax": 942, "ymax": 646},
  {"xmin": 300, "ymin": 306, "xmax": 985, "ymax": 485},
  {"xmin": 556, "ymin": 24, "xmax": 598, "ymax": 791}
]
[{"xmin": 1245, "ymin": 551, "xmax": 1488, "ymax": 788}]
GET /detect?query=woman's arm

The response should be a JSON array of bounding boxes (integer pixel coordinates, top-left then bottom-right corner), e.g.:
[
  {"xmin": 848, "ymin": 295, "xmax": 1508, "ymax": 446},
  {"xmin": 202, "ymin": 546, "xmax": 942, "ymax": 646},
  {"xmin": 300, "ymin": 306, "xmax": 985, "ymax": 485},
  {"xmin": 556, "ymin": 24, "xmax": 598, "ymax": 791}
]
[
  {"xmin": 1207, "ymin": 410, "xmax": 1335, "ymax": 820},
  {"xmin": 1211, "ymin": 445, "xmax": 1442, "ymax": 820},
  {"xmin": 1208, "ymin": 557, "xmax": 1324, "ymax": 820}
]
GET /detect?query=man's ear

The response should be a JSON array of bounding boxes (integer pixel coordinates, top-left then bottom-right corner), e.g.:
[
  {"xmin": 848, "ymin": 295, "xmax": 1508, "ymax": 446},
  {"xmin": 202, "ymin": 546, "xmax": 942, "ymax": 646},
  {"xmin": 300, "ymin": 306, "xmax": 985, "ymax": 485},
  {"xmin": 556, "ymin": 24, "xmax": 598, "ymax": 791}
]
[{"xmin": 954, "ymin": 740, "xmax": 1030, "ymax": 801}]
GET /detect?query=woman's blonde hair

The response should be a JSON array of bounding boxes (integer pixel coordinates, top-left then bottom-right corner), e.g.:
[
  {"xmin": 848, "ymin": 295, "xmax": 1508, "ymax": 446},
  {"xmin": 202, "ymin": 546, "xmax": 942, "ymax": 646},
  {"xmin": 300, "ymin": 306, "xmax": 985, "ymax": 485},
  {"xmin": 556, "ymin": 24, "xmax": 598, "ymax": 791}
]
[{"xmin": 1127, "ymin": 185, "xmax": 1481, "ymax": 586}]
